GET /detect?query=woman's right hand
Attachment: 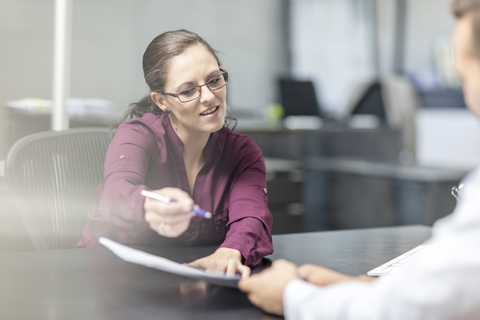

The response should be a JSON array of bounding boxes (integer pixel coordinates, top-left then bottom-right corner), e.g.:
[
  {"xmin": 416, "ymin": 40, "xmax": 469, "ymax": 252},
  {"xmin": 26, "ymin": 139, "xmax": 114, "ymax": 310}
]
[{"xmin": 143, "ymin": 187, "xmax": 195, "ymax": 238}]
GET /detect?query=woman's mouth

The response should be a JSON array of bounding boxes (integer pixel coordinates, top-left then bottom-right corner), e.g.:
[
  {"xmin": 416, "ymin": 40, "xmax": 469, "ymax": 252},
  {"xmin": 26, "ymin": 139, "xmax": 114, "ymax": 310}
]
[{"xmin": 200, "ymin": 106, "xmax": 219, "ymax": 116}]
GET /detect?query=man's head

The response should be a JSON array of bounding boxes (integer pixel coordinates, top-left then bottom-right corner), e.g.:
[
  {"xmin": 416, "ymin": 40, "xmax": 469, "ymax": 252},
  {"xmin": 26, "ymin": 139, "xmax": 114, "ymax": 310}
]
[{"xmin": 452, "ymin": 0, "xmax": 480, "ymax": 117}]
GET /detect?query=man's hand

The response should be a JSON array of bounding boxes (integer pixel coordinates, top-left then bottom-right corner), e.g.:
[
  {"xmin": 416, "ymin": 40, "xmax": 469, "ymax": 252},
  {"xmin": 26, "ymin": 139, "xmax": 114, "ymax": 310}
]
[
  {"xmin": 298, "ymin": 264, "xmax": 375, "ymax": 286},
  {"xmin": 186, "ymin": 247, "xmax": 250, "ymax": 278},
  {"xmin": 238, "ymin": 259, "xmax": 298, "ymax": 316}
]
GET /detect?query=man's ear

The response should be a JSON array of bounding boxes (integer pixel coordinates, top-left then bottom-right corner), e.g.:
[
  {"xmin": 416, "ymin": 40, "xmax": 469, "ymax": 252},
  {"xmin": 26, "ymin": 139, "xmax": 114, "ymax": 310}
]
[{"xmin": 151, "ymin": 92, "xmax": 168, "ymax": 112}]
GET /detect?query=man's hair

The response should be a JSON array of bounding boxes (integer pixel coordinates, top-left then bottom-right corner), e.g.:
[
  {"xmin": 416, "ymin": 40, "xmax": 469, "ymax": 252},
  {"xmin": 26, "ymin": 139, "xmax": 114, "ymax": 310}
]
[
  {"xmin": 452, "ymin": 0, "xmax": 480, "ymax": 57},
  {"xmin": 452, "ymin": 0, "xmax": 480, "ymax": 17}
]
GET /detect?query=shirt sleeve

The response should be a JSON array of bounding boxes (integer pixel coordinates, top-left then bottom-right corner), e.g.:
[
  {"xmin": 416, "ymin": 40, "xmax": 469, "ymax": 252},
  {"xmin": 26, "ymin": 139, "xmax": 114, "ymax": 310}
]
[
  {"xmin": 219, "ymin": 142, "xmax": 274, "ymax": 267},
  {"xmin": 283, "ymin": 167, "xmax": 480, "ymax": 320},
  {"xmin": 96, "ymin": 121, "xmax": 156, "ymax": 234},
  {"xmin": 284, "ymin": 279, "xmax": 375, "ymax": 320}
]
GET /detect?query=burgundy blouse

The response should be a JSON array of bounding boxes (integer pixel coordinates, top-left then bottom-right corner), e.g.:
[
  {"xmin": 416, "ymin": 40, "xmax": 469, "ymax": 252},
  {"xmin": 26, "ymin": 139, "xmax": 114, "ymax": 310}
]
[{"xmin": 76, "ymin": 113, "xmax": 274, "ymax": 266}]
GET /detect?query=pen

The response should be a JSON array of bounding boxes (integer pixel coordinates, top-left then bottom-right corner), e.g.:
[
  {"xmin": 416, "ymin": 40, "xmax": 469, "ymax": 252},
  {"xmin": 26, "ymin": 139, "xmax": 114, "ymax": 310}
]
[{"xmin": 141, "ymin": 190, "xmax": 212, "ymax": 219}]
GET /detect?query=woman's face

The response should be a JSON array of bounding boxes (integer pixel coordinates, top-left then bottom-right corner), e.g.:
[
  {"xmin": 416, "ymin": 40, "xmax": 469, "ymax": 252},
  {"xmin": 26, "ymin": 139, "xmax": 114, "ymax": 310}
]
[{"xmin": 152, "ymin": 44, "xmax": 227, "ymax": 141}]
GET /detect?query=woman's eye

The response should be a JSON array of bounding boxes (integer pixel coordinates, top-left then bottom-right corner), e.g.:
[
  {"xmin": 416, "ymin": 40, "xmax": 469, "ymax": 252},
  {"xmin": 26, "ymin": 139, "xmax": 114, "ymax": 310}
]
[
  {"xmin": 208, "ymin": 76, "xmax": 221, "ymax": 84},
  {"xmin": 179, "ymin": 87, "xmax": 196, "ymax": 96}
]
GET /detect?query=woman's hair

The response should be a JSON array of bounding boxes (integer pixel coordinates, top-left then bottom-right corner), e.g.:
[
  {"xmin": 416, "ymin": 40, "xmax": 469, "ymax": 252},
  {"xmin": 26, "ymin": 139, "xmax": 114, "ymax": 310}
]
[
  {"xmin": 112, "ymin": 29, "xmax": 235, "ymax": 129},
  {"xmin": 452, "ymin": 0, "xmax": 480, "ymax": 59}
]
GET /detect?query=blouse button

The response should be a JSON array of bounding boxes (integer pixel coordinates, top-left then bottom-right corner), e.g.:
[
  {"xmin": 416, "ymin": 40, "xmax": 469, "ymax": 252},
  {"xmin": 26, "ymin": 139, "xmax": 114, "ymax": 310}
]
[
  {"xmin": 216, "ymin": 220, "xmax": 221, "ymax": 226},
  {"xmin": 120, "ymin": 155, "xmax": 125, "ymax": 159},
  {"xmin": 263, "ymin": 188, "xmax": 268, "ymax": 195}
]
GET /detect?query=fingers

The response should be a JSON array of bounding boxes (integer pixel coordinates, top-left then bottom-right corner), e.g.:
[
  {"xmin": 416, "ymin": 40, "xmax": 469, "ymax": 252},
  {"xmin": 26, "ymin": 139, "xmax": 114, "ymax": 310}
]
[
  {"xmin": 238, "ymin": 259, "xmax": 297, "ymax": 316},
  {"xmin": 226, "ymin": 259, "xmax": 237, "ymax": 277},
  {"xmin": 186, "ymin": 249, "xmax": 250, "ymax": 278},
  {"xmin": 144, "ymin": 197, "xmax": 192, "ymax": 218},
  {"xmin": 145, "ymin": 208, "xmax": 194, "ymax": 225},
  {"xmin": 143, "ymin": 188, "xmax": 196, "ymax": 237},
  {"xmin": 296, "ymin": 263, "xmax": 318, "ymax": 281},
  {"xmin": 237, "ymin": 271, "xmax": 259, "ymax": 292},
  {"xmin": 186, "ymin": 258, "xmax": 206, "ymax": 270},
  {"xmin": 239, "ymin": 259, "xmax": 296, "ymax": 291},
  {"xmin": 156, "ymin": 187, "xmax": 194, "ymax": 208},
  {"xmin": 144, "ymin": 187, "xmax": 194, "ymax": 216},
  {"xmin": 152, "ymin": 218, "xmax": 192, "ymax": 237},
  {"xmin": 188, "ymin": 257, "xmax": 239, "ymax": 274},
  {"xmin": 297, "ymin": 263, "xmax": 354, "ymax": 286},
  {"xmin": 145, "ymin": 209, "xmax": 193, "ymax": 237},
  {"xmin": 225, "ymin": 259, "xmax": 250, "ymax": 278},
  {"xmin": 239, "ymin": 265, "xmax": 251, "ymax": 279}
]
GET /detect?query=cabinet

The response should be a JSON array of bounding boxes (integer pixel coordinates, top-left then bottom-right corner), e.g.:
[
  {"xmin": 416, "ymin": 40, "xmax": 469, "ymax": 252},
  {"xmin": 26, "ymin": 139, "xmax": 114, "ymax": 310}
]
[
  {"xmin": 249, "ymin": 125, "xmax": 467, "ymax": 233},
  {"xmin": 303, "ymin": 157, "xmax": 467, "ymax": 231},
  {"xmin": 265, "ymin": 158, "xmax": 304, "ymax": 234}
]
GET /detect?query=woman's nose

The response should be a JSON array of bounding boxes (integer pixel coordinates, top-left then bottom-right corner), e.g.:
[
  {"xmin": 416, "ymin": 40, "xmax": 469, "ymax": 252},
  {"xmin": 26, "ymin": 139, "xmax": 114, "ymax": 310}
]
[{"xmin": 199, "ymin": 85, "xmax": 216, "ymax": 103}]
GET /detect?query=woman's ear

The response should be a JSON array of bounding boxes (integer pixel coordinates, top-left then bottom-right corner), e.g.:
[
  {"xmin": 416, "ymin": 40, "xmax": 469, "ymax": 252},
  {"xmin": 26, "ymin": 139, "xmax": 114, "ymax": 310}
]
[{"xmin": 151, "ymin": 92, "xmax": 168, "ymax": 112}]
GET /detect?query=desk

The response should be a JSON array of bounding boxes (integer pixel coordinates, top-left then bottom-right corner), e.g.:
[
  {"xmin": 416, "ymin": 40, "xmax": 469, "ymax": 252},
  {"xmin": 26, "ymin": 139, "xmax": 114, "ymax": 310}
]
[
  {"xmin": 0, "ymin": 225, "xmax": 430, "ymax": 319},
  {"xmin": 238, "ymin": 124, "xmax": 402, "ymax": 161}
]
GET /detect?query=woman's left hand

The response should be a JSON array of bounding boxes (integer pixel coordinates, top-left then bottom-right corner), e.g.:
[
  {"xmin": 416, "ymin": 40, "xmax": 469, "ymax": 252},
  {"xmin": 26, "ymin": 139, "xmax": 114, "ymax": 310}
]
[{"xmin": 186, "ymin": 247, "xmax": 250, "ymax": 279}]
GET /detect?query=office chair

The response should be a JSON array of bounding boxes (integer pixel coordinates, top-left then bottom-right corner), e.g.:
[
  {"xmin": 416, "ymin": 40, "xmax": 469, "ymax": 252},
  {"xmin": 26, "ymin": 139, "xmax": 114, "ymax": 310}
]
[
  {"xmin": 344, "ymin": 75, "xmax": 419, "ymax": 163},
  {"xmin": 278, "ymin": 79, "xmax": 323, "ymax": 117},
  {"xmin": 5, "ymin": 128, "xmax": 113, "ymax": 250},
  {"xmin": 348, "ymin": 81, "xmax": 387, "ymax": 122}
]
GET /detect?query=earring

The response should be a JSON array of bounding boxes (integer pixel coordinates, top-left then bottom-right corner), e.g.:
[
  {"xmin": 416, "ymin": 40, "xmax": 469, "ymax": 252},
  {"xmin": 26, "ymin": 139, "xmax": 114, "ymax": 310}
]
[{"xmin": 164, "ymin": 109, "xmax": 170, "ymax": 114}]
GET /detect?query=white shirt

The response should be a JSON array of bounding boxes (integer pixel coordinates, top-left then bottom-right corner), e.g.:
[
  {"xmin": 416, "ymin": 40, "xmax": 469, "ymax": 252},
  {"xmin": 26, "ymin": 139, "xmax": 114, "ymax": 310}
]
[{"xmin": 284, "ymin": 167, "xmax": 480, "ymax": 320}]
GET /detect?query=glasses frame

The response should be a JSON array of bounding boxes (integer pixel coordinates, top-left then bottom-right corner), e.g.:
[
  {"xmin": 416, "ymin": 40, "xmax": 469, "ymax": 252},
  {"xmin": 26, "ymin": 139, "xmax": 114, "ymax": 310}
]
[
  {"xmin": 160, "ymin": 69, "xmax": 228, "ymax": 103},
  {"xmin": 451, "ymin": 183, "xmax": 464, "ymax": 202}
]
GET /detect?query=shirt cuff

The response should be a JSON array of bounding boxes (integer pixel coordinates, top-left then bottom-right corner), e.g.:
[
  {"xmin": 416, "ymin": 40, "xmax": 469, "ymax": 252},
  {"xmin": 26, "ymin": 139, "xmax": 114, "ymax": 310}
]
[
  {"xmin": 284, "ymin": 278, "xmax": 376, "ymax": 320},
  {"xmin": 219, "ymin": 217, "xmax": 273, "ymax": 267}
]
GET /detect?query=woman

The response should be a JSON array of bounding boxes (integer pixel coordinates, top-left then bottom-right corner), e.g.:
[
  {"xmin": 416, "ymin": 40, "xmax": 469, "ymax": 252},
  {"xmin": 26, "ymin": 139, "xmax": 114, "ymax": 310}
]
[{"xmin": 76, "ymin": 29, "xmax": 274, "ymax": 276}]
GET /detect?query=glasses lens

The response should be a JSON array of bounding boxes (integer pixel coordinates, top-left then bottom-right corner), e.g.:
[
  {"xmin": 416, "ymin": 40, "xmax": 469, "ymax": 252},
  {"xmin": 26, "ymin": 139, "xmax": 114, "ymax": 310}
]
[
  {"xmin": 177, "ymin": 87, "xmax": 200, "ymax": 102},
  {"xmin": 175, "ymin": 71, "xmax": 228, "ymax": 102},
  {"xmin": 207, "ymin": 72, "xmax": 228, "ymax": 91}
]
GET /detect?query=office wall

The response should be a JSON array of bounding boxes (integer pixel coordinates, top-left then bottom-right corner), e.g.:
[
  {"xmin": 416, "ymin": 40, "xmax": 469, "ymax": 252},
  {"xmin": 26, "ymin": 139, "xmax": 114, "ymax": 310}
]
[
  {"xmin": 404, "ymin": 0, "xmax": 455, "ymax": 74},
  {"xmin": 0, "ymin": 0, "xmax": 288, "ymax": 158},
  {"xmin": 374, "ymin": 0, "xmax": 455, "ymax": 78},
  {"xmin": 417, "ymin": 109, "xmax": 480, "ymax": 169},
  {"xmin": 375, "ymin": 0, "xmax": 396, "ymax": 75},
  {"xmin": 403, "ymin": 0, "xmax": 480, "ymax": 169},
  {"xmin": 0, "ymin": 1, "xmax": 53, "ymax": 158},
  {"xmin": 290, "ymin": 0, "xmax": 377, "ymax": 116}
]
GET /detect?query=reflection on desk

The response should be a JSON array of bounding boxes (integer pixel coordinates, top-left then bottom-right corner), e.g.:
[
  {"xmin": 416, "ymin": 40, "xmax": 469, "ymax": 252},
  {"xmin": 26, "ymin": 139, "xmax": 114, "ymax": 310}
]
[{"xmin": 0, "ymin": 225, "xmax": 431, "ymax": 320}]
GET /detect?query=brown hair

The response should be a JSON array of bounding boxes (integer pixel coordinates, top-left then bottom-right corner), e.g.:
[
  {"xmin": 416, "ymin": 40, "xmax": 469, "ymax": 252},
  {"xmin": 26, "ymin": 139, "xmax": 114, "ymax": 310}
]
[
  {"xmin": 113, "ymin": 29, "xmax": 233, "ymax": 128},
  {"xmin": 452, "ymin": 0, "xmax": 480, "ymax": 58}
]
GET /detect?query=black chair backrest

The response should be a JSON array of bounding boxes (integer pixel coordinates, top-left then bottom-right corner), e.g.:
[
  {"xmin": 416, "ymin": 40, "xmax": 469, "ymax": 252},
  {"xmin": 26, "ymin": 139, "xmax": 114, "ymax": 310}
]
[
  {"xmin": 5, "ymin": 128, "xmax": 112, "ymax": 250},
  {"xmin": 279, "ymin": 79, "xmax": 322, "ymax": 117},
  {"xmin": 350, "ymin": 81, "xmax": 387, "ymax": 122}
]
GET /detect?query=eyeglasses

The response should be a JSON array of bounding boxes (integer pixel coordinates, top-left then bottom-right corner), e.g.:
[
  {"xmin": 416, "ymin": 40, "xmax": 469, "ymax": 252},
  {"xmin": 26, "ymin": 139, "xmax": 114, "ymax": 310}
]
[
  {"xmin": 451, "ymin": 183, "xmax": 464, "ymax": 202},
  {"xmin": 160, "ymin": 69, "xmax": 228, "ymax": 103}
]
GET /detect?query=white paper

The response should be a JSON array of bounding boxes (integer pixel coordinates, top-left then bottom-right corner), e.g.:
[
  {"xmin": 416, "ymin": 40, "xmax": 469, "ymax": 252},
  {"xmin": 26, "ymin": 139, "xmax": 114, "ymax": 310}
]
[{"xmin": 99, "ymin": 237, "xmax": 241, "ymax": 288}]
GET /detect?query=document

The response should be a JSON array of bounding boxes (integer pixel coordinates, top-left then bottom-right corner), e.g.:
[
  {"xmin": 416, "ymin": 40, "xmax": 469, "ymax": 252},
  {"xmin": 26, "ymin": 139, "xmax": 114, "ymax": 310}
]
[{"xmin": 99, "ymin": 237, "xmax": 241, "ymax": 288}]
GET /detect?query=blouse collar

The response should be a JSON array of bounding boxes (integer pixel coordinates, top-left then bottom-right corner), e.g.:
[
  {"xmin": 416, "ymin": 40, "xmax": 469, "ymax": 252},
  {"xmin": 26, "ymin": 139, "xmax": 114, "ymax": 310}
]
[{"xmin": 159, "ymin": 113, "xmax": 225, "ymax": 162}]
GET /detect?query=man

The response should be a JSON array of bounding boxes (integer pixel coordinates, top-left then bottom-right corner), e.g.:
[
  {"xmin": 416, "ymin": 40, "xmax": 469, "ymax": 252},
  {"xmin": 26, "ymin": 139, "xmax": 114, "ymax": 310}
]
[{"xmin": 238, "ymin": 1, "xmax": 480, "ymax": 319}]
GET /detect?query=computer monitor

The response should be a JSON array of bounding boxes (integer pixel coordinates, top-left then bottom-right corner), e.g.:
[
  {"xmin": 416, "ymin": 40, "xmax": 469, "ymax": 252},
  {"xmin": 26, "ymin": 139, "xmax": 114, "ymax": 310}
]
[{"xmin": 279, "ymin": 79, "xmax": 322, "ymax": 117}]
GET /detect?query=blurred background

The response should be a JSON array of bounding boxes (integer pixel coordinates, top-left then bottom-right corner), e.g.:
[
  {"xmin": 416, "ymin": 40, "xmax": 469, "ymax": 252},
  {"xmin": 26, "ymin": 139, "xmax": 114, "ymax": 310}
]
[{"xmin": 1, "ymin": 0, "xmax": 480, "ymax": 251}]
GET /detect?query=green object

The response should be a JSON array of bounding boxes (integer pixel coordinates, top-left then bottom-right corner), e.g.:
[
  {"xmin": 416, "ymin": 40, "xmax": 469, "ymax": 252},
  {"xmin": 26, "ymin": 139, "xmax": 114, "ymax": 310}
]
[{"xmin": 266, "ymin": 103, "xmax": 284, "ymax": 120}]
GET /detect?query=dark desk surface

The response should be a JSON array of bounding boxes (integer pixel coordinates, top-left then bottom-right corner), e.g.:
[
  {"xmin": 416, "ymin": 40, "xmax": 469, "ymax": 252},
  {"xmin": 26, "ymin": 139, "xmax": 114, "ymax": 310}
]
[{"xmin": 0, "ymin": 225, "xmax": 431, "ymax": 320}]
